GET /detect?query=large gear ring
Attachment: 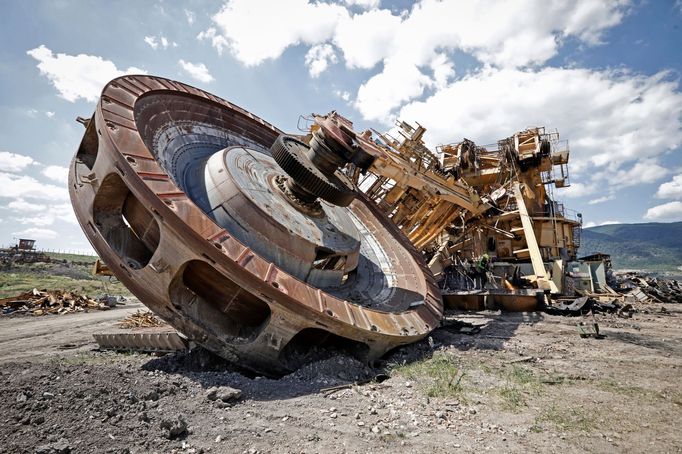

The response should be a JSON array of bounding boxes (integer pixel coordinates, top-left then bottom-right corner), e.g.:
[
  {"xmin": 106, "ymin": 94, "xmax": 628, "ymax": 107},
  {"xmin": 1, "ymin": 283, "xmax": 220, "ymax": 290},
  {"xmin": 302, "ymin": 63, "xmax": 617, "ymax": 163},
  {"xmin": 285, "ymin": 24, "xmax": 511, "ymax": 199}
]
[
  {"xmin": 270, "ymin": 135, "xmax": 356, "ymax": 207},
  {"xmin": 68, "ymin": 75, "xmax": 442, "ymax": 375}
]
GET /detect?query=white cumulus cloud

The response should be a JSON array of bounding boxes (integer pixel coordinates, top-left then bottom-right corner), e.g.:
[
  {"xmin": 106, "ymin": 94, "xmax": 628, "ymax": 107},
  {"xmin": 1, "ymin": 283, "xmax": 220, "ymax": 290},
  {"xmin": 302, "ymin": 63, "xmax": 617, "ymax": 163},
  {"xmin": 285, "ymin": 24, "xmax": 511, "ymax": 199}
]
[
  {"xmin": 334, "ymin": 90, "xmax": 351, "ymax": 102},
  {"xmin": 14, "ymin": 203, "xmax": 76, "ymax": 227},
  {"xmin": 655, "ymin": 174, "xmax": 682, "ymax": 199},
  {"xmin": 203, "ymin": 0, "xmax": 348, "ymax": 66},
  {"xmin": 185, "ymin": 9, "xmax": 195, "ymax": 25},
  {"xmin": 197, "ymin": 28, "xmax": 230, "ymax": 55},
  {"xmin": 602, "ymin": 159, "xmax": 669, "ymax": 188},
  {"xmin": 588, "ymin": 194, "xmax": 616, "ymax": 205},
  {"xmin": 27, "ymin": 45, "xmax": 146, "ymax": 102},
  {"xmin": 343, "ymin": 0, "xmax": 381, "ymax": 9},
  {"xmin": 396, "ymin": 67, "xmax": 682, "ymax": 196},
  {"xmin": 583, "ymin": 220, "xmax": 622, "ymax": 228},
  {"xmin": 7, "ymin": 200, "xmax": 47, "ymax": 212},
  {"xmin": 179, "ymin": 60, "xmax": 215, "ymax": 83},
  {"xmin": 333, "ymin": 8, "xmax": 401, "ymax": 70},
  {"xmin": 0, "ymin": 151, "xmax": 36, "ymax": 173},
  {"xmin": 0, "ymin": 172, "xmax": 68, "ymax": 201},
  {"xmin": 144, "ymin": 36, "xmax": 160, "ymax": 50},
  {"xmin": 145, "ymin": 36, "xmax": 176, "ymax": 50},
  {"xmin": 12, "ymin": 227, "xmax": 59, "ymax": 240},
  {"xmin": 305, "ymin": 44, "xmax": 338, "ymax": 77},
  {"xmin": 561, "ymin": 182, "xmax": 597, "ymax": 199},
  {"xmin": 355, "ymin": 56, "xmax": 435, "ymax": 122},
  {"xmin": 42, "ymin": 165, "xmax": 69, "ymax": 184},
  {"xmin": 644, "ymin": 201, "xmax": 682, "ymax": 221},
  {"xmin": 200, "ymin": 0, "xmax": 628, "ymax": 72}
]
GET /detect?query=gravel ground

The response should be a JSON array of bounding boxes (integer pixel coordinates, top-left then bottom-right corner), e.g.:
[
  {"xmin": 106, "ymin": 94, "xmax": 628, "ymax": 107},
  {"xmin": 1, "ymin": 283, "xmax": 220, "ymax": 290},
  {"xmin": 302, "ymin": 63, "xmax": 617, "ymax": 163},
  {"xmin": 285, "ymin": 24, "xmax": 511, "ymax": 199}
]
[{"xmin": 0, "ymin": 303, "xmax": 680, "ymax": 453}]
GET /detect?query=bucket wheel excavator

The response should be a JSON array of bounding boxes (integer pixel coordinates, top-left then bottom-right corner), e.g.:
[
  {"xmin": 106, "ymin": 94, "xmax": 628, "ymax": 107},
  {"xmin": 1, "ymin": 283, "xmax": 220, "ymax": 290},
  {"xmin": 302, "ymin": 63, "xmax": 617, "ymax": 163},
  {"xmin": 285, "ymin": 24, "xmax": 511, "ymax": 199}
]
[{"xmin": 71, "ymin": 75, "xmax": 580, "ymax": 374}]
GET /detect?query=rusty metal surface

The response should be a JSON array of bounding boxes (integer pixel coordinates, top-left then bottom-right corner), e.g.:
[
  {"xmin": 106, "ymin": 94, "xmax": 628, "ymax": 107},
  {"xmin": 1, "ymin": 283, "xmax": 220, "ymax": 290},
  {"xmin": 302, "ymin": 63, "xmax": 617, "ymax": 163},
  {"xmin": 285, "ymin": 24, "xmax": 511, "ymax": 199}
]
[
  {"xmin": 93, "ymin": 329, "xmax": 189, "ymax": 353},
  {"xmin": 69, "ymin": 75, "xmax": 442, "ymax": 375}
]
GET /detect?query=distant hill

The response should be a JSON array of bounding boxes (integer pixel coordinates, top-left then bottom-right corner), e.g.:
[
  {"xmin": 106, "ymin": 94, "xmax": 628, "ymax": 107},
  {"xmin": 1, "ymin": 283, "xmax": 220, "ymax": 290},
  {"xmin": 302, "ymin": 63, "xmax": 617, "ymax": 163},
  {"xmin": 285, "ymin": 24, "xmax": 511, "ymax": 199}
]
[{"xmin": 580, "ymin": 222, "xmax": 682, "ymax": 272}]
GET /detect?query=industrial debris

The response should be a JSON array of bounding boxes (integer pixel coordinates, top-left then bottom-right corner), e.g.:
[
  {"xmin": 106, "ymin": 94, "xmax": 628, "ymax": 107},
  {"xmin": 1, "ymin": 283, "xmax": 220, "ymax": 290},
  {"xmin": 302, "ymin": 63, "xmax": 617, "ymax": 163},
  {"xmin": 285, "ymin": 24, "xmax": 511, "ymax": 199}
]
[
  {"xmin": 92, "ymin": 258, "xmax": 113, "ymax": 277},
  {"xmin": 0, "ymin": 289, "xmax": 118, "ymax": 316},
  {"xmin": 118, "ymin": 310, "xmax": 164, "ymax": 329},
  {"xmin": 66, "ymin": 75, "xmax": 678, "ymax": 374},
  {"xmin": 543, "ymin": 296, "xmax": 627, "ymax": 317},
  {"xmin": 93, "ymin": 331, "xmax": 189, "ymax": 354},
  {"xmin": 576, "ymin": 321, "xmax": 604, "ymax": 339},
  {"xmin": 0, "ymin": 239, "xmax": 51, "ymax": 267},
  {"xmin": 612, "ymin": 272, "xmax": 682, "ymax": 304},
  {"xmin": 538, "ymin": 269, "xmax": 682, "ymax": 316},
  {"xmin": 69, "ymin": 75, "xmax": 439, "ymax": 375}
]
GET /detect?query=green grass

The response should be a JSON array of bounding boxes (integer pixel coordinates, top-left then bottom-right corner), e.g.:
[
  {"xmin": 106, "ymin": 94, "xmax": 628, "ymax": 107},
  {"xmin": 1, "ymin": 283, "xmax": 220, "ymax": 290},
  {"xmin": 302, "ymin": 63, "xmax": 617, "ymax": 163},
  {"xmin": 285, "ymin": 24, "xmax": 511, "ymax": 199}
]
[
  {"xmin": 597, "ymin": 379, "xmax": 643, "ymax": 397},
  {"xmin": 0, "ymin": 263, "xmax": 131, "ymax": 299},
  {"xmin": 495, "ymin": 365, "xmax": 549, "ymax": 411},
  {"xmin": 390, "ymin": 354, "xmax": 466, "ymax": 399},
  {"xmin": 597, "ymin": 379, "xmax": 679, "ymax": 403},
  {"xmin": 44, "ymin": 251, "xmax": 98, "ymax": 263},
  {"xmin": 498, "ymin": 386, "xmax": 525, "ymax": 410},
  {"xmin": 506, "ymin": 365, "xmax": 536, "ymax": 385},
  {"xmin": 535, "ymin": 404, "xmax": 597, "ymax": 432}
]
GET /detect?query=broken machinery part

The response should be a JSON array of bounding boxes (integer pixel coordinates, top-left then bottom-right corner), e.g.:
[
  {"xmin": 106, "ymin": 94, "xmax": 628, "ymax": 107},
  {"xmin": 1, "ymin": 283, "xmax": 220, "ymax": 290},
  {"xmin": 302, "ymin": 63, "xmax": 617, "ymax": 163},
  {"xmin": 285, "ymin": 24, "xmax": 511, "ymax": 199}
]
[{"xmin": 68, "ymin": 75, "xmax": 441, "ymax": 376}]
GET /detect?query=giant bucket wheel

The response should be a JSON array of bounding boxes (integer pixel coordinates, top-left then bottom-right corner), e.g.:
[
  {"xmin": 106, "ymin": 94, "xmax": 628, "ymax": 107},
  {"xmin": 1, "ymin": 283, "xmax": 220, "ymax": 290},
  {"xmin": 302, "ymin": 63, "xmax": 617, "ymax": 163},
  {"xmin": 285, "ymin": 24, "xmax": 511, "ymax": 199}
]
[{"xmin": 69, "ymin": 75, "xmax": 442, "ymax": 375}]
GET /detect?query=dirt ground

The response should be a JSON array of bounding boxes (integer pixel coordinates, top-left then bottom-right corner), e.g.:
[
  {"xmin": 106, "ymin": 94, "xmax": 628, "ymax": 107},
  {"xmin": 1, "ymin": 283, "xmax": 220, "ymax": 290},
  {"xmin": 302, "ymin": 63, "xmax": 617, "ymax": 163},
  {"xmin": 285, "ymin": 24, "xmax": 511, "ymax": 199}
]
[{"xmin": 0, "ymin": 301, "xmax": 680, "ymax": 454}]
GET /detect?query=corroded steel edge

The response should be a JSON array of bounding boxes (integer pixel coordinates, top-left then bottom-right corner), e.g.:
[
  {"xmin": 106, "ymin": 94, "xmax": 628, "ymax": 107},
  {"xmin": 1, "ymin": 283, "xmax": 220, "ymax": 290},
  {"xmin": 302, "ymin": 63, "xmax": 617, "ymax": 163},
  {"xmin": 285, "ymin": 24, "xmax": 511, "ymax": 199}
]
[
  {"xmin": 69, "ymin": 75, "xmax": 442, "ymax": 374},
  {"xmin": 94, "ymin": 331, "xmax": 189, "ymax": 353}
]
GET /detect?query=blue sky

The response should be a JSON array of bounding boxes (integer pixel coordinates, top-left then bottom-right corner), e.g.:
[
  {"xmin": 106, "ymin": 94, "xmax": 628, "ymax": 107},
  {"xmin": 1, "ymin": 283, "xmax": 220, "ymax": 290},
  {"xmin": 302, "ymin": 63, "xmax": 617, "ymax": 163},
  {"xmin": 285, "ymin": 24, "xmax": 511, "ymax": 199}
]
[{"xmin": 0, "ymin": 0, "xmax": 681, "ymax": 253}]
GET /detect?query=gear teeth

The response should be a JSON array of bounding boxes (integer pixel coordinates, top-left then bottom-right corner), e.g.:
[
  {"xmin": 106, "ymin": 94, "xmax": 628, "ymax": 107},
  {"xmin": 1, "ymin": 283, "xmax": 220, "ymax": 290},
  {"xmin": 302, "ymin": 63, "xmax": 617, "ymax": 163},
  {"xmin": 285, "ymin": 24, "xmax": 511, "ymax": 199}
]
[{"xmin": 271, "ymin": 135, "xmax": 355, "ymax": 207}]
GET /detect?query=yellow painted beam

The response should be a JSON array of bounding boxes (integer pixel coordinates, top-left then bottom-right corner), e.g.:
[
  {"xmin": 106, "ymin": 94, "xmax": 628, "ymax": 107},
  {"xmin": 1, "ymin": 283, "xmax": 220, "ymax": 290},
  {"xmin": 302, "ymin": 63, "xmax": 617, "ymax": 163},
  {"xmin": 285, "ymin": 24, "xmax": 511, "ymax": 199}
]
[{"xmin": 513, "ymin": 182, "xmax": 557, "ymax": 293}]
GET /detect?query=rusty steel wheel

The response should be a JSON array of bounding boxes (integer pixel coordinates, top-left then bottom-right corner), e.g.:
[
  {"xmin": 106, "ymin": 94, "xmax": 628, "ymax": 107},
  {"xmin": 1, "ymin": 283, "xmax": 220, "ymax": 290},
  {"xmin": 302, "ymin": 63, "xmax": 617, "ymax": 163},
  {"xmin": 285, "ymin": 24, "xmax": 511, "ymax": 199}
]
[{"xmin": 69, "ymin": 75, "xmax": 442, "ymax": 375}]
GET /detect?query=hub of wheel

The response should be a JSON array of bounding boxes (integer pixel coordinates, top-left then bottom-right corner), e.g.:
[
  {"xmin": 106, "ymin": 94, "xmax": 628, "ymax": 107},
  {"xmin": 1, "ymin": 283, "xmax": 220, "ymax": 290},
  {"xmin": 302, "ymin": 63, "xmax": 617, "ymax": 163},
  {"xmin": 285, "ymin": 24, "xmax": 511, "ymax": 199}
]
[{"xmin": 68, "ymin": 75, "xmax": 442, "ymax": 375}]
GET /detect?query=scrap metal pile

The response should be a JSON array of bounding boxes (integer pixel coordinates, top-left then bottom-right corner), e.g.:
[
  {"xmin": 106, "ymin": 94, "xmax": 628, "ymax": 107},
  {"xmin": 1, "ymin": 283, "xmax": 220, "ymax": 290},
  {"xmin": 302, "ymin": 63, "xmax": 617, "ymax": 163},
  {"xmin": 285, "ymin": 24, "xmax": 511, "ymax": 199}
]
[
  {"xmin": 0, "ymin": 239, "xmax": 51, "ymax": 267},
  {"xmin": 67, "ymin": 75, "xmax": 648, "ymax": 374},
  {"xmin": 0, "ymin": 289, "xmax": 114, "ymax": 316},
  {"xmin": 343, "ymin": 117, "xmax": 580, "ymax": 310},
  {"xmin": 612, "ymin": 272, "xmax": 682, "ymax": 304}
]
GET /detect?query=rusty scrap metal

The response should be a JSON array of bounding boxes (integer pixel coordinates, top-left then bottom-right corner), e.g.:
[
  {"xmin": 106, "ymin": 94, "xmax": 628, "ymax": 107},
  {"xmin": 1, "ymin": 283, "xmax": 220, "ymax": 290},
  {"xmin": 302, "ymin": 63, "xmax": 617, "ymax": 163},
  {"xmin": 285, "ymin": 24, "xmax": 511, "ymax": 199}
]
[
  {"xmin": 0, "ymin": 239, "xmax": 52, "ymax": 266},
  {"xmin": 543, "ymin": 296, "xmax": 623, "ymax": 316},
  {"xmin": 71, "ymin": 75, "xmax": 665, "ymax": 372},
  {"xmin": 92, "ymin": 258, "xmax": 113, "ymax": 276},
  {"xmin": 304, "ymin": 112, "xmax": 583, "ymax": 309},
  {"xmin": 69, "ymin": 75, "xmax": 441, "ymax": 375},
  {"xmin": 615, "ymin": 272, "xmax": 682, "ymax": 304},
  {"xmin": 94, "ymin": 330, "xmax": 189, "ymax": 353}
]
